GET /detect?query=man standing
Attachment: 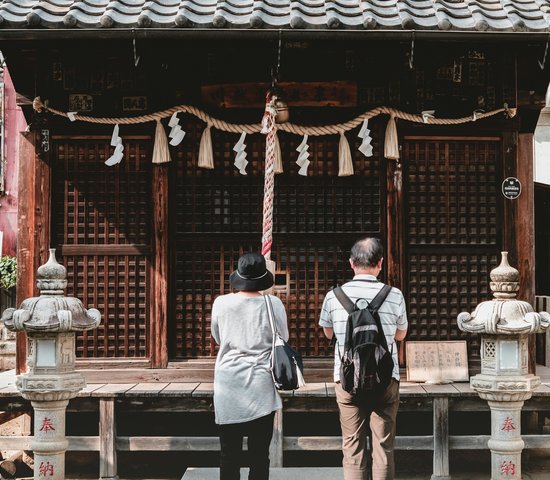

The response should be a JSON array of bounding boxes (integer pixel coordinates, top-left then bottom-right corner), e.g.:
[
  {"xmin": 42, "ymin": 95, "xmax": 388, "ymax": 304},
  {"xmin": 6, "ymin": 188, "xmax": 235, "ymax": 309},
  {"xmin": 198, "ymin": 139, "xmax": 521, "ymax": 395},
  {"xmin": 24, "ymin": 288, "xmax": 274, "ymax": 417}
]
[{"xmin": 319, "ymin": 237, "xmax": 408, "ymax": 480}]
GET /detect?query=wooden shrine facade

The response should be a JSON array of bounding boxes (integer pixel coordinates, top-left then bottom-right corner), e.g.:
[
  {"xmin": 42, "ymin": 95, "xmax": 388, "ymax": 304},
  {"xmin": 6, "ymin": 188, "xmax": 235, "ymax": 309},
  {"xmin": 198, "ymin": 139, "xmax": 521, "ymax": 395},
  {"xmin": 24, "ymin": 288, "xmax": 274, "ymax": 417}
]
[{"xmin": 7, "ymin": 38, "xmax": 537, "ymax": 373}]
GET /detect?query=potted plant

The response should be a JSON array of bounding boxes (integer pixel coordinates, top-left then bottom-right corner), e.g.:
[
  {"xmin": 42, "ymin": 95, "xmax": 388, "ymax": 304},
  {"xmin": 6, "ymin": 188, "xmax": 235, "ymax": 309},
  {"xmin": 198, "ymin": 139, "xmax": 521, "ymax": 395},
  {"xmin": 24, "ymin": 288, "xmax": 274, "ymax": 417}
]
[{"xmin": 0, "ymin": 255, "xmax": 16, "ymax": 310}]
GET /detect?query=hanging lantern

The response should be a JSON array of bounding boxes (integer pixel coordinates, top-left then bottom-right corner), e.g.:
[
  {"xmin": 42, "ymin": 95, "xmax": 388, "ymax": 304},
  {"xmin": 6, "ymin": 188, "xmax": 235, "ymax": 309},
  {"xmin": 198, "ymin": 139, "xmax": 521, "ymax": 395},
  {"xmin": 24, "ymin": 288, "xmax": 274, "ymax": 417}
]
[{"xmin": 535, "ymin": 83, "xmax": 550, "ymax": 186}]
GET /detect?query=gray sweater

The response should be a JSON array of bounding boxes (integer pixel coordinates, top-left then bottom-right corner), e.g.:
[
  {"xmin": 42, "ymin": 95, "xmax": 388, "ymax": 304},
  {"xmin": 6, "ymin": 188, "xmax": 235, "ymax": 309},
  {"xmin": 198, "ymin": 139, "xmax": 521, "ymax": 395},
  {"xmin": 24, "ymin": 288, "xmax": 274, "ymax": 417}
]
[{"xmin": 211, "ymin": 293, "xmax": 289, "ymax": 425}]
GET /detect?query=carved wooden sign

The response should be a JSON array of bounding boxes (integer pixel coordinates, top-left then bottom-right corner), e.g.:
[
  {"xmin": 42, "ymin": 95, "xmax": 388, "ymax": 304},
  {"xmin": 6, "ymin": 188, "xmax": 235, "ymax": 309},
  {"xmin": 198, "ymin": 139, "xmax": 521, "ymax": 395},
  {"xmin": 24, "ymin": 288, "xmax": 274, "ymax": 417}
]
[
  {"xmin": 406, "ymin": 341, "xmax": 469, "ymax": 383},
  {"xmin": 201, "ymin": 81, "xmax": 357, "ymax": 108}
]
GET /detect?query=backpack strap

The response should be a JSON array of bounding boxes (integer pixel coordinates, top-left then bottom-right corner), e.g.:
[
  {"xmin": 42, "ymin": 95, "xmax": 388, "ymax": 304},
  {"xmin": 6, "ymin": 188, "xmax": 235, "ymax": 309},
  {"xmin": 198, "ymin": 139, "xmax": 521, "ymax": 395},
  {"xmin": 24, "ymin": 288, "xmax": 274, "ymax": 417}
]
[
  {"xmin": 368, "ymin": 284, "xmax": 392, "ymax": 314},
  {"xmin": 333, "ymin": 287, "xmax": 354, "ymax": 314},
  {"xmin": 368, "ymin": 284, "xmax": 393, "ymax": 353}
]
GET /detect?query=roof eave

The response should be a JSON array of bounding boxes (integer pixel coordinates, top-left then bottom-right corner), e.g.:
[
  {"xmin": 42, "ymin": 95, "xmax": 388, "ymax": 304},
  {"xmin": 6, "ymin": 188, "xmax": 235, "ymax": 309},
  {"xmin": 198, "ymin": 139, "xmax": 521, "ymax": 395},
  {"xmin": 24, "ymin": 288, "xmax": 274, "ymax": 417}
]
[{"xmin": 0, "ymin": 27, "xmax": 548, "ymax": 42}]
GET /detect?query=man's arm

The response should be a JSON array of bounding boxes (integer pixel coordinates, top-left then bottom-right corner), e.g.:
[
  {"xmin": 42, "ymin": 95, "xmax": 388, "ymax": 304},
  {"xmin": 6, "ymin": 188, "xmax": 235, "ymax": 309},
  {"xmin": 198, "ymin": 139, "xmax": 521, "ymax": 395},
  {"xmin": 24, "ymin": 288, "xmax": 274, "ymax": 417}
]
[
  {"xmin": 394, "ymin": 327, "xmax": 407, "ymax": 342},
  {"xmin": 323, "ymin": 327, "xmax": 334, "ymax": 340}
]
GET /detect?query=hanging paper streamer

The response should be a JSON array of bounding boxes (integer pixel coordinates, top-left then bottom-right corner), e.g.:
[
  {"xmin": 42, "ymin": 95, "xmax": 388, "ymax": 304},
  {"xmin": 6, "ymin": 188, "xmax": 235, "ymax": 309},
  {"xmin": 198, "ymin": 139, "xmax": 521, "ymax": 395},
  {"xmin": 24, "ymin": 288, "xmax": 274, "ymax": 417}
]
[
  {"xmin": 338, "ymin": 131, "xmax": 354, "ymax": 177},
  {"xmin": 168, "ymin": 112, "xmax": 186, "ymax": 146},
  {"xmin": 233, "ymin": 132, "xmax": 248, "ymax": 175},
  {"xmin": 421, "ymin": 110, "xmax": 435, "ymax": 124},
  {"xmin": 273, "ymin": 131, "xmax": 283, "ymax": 174},
  {"xmin": 358, "ymin": 119, "xmax": 373, "ymax": 157},
  {"xmin": 152, "ymin": 119, "xmax": 172, "ymax": 164},
  {"xmin": 296, "ymin": 135, "xmax": 310, "ymax": 176},
  {"xmin": 384, "ymin": 115, "xmax": 400, "ymax": 161},
  {"xmin": 472, "ymin": 109, "xmax": 485, "ymax": 122},
  {"xmin": 105, "ymin": 124, "xmax": 124, "ymax": 166},
  {"xmin": 67, "ymin": 112, "xmax": 77, "ymax": 122},
  {"xmin": 198, "ymin": 124, "xmax": 214, "ymax": 169}
]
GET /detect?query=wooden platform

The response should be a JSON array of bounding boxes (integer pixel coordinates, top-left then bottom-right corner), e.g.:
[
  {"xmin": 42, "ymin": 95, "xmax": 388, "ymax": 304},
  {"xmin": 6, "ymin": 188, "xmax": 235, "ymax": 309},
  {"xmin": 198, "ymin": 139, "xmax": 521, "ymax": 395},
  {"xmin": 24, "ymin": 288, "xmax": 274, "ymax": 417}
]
[{"xmin": 1, "ymin": 368, "xmax": 550, "ymax": 480}]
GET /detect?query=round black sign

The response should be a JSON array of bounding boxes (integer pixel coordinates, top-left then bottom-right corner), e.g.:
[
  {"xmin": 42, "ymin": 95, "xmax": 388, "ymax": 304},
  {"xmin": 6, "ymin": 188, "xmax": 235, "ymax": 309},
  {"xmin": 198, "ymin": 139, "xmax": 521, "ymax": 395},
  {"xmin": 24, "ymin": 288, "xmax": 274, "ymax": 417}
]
[{"xmin": 502, "ymin": 177, "xmax": 521, "ymax": 200}]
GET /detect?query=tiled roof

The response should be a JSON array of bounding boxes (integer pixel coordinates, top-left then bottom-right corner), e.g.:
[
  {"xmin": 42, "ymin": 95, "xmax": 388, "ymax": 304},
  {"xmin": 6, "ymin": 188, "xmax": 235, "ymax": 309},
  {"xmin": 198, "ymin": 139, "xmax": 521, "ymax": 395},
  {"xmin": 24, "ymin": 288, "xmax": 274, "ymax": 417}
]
[{"xmin": 0, "ymin": 0, "xmax": 550, "ymax": 31}]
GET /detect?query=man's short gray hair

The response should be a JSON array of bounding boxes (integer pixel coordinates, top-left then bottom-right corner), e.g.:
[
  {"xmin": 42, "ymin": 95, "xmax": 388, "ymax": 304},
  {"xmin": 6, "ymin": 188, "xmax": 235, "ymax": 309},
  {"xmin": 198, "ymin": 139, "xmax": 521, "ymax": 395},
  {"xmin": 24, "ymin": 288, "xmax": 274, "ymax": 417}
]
[{"xmin": 350, "ymin": 237, "xmax": 384, "ymax": 268}]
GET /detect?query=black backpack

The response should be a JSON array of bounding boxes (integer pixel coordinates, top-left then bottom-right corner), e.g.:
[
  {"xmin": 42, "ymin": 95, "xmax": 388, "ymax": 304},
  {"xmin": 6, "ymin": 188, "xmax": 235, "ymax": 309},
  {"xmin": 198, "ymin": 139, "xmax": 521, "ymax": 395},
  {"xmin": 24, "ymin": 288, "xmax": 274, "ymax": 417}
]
[{"xmin": 334, "ymin": 283, "xmax": 394, "ymax": 397}]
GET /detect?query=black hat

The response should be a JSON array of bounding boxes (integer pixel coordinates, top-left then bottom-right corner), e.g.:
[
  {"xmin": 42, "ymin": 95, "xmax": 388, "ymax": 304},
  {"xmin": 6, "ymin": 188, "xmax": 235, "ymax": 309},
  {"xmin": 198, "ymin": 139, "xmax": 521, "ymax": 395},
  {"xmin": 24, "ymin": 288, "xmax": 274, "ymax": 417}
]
[{"xmin": 229, "ymin": 253, "xmax": 274, "ymax": 291}]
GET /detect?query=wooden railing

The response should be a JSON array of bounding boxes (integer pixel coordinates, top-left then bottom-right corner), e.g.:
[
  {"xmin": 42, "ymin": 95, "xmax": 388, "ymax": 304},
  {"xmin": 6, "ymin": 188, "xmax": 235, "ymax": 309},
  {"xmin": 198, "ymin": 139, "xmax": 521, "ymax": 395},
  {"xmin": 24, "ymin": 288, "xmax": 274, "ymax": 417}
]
[{"xmin": 1, "ymin": 381, "xmax": 550, "ymax": 480}]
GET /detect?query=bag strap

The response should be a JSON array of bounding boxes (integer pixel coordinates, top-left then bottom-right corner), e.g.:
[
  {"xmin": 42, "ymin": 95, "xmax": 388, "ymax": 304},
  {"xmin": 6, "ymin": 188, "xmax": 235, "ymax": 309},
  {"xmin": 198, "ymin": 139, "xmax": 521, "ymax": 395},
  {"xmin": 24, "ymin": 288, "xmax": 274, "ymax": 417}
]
[
  {"xmin": 264, "ymin": 294, "xmax": 278, "ymax": 336},
  {"xmin": 333, "ymin": 287, "xmax": 354, "ymax": 314},
  {"xmin": 368, "ymin": 284, "xmax": 392, "ymax": 314},
  {"xmin": 264, "ymin": 295, "xmax": 277, "ymax": 370},
  {"xmin": 369, "ymin": 285, "xmax": 392, "ymax": 353}
]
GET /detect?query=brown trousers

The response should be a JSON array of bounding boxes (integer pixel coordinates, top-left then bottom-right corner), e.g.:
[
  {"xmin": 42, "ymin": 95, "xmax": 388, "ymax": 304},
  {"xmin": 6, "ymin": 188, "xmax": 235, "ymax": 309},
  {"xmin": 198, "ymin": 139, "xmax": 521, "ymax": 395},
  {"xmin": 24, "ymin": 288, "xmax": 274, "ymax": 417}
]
[{"xmin": 335, "ymin": 379, "xmax": 400, "ymax": 480}]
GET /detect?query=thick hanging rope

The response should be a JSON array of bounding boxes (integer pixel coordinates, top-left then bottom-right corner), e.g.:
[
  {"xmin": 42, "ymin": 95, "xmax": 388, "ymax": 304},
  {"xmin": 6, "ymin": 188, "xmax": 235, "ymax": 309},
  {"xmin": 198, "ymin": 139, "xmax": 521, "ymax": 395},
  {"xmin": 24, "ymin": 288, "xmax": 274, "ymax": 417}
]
[
  {"xmin": 33, "ymin": 97, "xmax": 516, "ymax": 136},
  {"xmin": 261, "ymin": 99, "xmax": 277, "ymax": 260}
]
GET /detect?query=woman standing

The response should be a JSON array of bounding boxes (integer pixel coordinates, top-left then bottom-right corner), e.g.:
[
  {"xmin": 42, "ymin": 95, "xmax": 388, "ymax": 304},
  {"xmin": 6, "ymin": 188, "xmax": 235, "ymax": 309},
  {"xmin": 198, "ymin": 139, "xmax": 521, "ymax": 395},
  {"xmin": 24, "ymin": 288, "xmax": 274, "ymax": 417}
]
[{"xmin": 211, "ymin": 252, "xmax": 289, "ymax": 480}]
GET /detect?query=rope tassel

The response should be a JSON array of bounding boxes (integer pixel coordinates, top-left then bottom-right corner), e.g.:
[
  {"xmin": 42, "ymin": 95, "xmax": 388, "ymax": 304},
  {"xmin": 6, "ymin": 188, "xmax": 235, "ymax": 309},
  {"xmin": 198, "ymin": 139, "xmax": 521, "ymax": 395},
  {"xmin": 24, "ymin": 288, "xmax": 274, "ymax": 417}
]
[
  {"xmin": 274, "ymin": 131, "xmax": 283, "ymax": 174},
  {"xmin": 338, "ymin": 131, "xmax": 354, "ymax": 177},
  {"xmin": 384, "ymin": 115, "xmax": 400, "ymax": 161},
  {"xmin": 198, "ymin": 124, "xmax": 214, "ymax": 169},
  {"xmin": 152, "ymin": 119, "xmax": 172, "ymax": 164}
]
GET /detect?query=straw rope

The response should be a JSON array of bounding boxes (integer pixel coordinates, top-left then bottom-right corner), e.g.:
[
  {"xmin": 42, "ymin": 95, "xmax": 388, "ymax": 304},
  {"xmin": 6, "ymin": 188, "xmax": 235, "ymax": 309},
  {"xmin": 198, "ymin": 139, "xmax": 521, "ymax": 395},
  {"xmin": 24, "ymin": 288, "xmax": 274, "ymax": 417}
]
[
  {"xmin": 33, "ymin": 97, "xmax": 516, "ymax": 136},
  {"xmin": 261, "ymin": 103, "xmax": 277, "ymax": 259}
]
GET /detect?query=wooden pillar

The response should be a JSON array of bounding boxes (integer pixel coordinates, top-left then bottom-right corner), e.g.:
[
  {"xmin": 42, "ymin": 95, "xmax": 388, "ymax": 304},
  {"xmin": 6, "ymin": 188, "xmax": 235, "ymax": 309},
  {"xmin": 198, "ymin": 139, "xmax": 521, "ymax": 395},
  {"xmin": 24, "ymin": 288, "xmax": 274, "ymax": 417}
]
[
  {"xmin": 16, "ymin": 130, "xmax": 51, "ymax": 374},
  {"xmin": 149, "ymin": 163, "xmax": 169, "ymax": 368},
  {"xmin": 502, "ymin": 131, "xmax": 519, "ymax": 265},
  {"xmin": 516, "ymin": 134, "xmax": 536, "ymax": 373},
  {"xmin": 269, "ymin": 409, "xmax": 283, "ymax": 467},
  {"xmin": 99, "ymin": 399, "xmax": 118, "ymax": 480},
  {"xmin": 431, "ymin": 397, "xmax": 450, "ymax": 480},
  {"xmin": 387, "ymin": 159, "xmax": 405, "ymax": 364}
]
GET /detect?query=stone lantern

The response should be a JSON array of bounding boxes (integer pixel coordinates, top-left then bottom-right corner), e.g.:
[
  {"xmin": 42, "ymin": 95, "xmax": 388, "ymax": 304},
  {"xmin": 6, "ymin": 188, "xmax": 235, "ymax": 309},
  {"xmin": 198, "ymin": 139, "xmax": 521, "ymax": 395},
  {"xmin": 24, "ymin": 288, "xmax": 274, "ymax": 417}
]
[
  {"xmin": 1, "ymin": 248, "xmax": 101, "ymax": 480},
  {"xmin": 457, "ymin": 252, "xmax": 550, "ymax": 480}
]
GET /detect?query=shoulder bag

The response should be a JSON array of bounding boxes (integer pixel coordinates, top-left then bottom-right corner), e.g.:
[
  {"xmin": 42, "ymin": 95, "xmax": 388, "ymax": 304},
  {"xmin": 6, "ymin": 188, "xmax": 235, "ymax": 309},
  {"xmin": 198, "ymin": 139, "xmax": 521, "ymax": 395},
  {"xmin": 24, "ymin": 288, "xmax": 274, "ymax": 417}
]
[{"xmin": 264, "ymin": 295, "xmax": 306, "ymax": 391}]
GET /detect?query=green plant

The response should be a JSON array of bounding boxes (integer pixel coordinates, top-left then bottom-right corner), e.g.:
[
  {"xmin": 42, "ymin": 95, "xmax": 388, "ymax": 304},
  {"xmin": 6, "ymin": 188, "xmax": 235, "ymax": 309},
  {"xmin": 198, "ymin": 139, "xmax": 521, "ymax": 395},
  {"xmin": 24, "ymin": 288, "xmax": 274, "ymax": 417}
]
[{"xmin": 0, "ymin": 256, "xmax": 16, "ymax": 290}]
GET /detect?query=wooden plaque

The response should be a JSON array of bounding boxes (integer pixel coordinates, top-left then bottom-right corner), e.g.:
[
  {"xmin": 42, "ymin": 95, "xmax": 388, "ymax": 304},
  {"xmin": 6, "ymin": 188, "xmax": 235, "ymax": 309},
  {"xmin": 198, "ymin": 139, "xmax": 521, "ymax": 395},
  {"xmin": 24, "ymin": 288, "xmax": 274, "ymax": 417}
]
[
  {"xmin": 201, "ymin": 81, "xmax": 357, "ymax": 108},
  {"xmin": 406, "ymin": 341, "xmax": 469, "ymax": 383}
]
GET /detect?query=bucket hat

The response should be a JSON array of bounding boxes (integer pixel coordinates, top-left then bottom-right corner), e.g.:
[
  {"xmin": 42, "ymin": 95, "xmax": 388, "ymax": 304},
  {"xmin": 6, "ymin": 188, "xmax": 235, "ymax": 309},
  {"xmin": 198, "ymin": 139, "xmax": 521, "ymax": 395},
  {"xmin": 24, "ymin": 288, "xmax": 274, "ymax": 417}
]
[{"xmin": 229, "ymin": 252, "xmax": 274, "ymax": 291}]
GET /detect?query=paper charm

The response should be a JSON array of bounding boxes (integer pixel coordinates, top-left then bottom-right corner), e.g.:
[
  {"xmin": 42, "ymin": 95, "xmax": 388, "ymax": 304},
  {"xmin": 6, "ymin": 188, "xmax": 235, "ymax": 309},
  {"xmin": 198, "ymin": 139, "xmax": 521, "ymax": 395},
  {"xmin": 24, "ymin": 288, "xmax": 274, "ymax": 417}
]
[
  {"xmin": 233, "ymin": 132, "xmax": 248, "ymax": 175},
  {"xmin": 67, "ymin": 112, "xmax": 77, "ymax": 122},
  {"xmin": 358, "ymin": 119, "xmax": 373, "ymax": 157},
  {"xmin": 296, "ymin": 134, "xmax": 310, "ymax": 176},
  {"xmin": 421, "ymin": 110, "xmax": 435, "ymax": 124},
  {"xmin": 168, "ymin": 112, "xmax": 186, "ymax": 146},
  {"xmin": 472, "ymin": 109, "xmax": 485, "ymax": 122},
  {"xmin": 105, "ymin": 124, "xmax": 124, "ymax": 166}
]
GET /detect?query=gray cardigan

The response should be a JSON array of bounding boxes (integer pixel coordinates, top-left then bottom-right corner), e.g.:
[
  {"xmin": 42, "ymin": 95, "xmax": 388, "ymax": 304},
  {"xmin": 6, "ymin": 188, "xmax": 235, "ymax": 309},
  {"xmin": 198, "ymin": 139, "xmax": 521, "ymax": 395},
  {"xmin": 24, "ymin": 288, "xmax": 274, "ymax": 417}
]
[{"xmin": 211, "ymin": 293, "xmax": 289, "ymax": 425}]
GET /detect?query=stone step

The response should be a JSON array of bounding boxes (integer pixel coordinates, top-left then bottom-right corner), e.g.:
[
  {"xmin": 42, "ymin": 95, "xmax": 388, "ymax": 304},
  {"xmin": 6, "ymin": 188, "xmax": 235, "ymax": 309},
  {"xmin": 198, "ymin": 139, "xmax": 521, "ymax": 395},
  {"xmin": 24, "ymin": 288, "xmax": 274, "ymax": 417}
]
[
  {"xmin": 181, "ymin": 468, "xmax": 550, "ymax": 480},
  {"xmin": 182, "ymin": 468, "xmax": 343, "ymax": 480}
]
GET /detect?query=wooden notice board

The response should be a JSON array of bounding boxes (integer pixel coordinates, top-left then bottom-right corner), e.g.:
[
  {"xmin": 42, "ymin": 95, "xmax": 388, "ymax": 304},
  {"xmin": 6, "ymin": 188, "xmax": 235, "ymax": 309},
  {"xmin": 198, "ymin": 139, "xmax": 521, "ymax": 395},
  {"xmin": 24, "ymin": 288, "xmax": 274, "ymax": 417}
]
[{"xmin": 406, "ymin": 341, "xmax": 469, "ymax": 383}]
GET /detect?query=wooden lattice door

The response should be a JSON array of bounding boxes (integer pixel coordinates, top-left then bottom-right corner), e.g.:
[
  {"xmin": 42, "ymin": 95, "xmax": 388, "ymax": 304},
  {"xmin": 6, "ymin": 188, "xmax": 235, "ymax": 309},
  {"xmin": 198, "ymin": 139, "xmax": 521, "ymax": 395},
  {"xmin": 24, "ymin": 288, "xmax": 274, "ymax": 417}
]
[
  {"xmin": 51, "ymin": 138, "xmax": 152, "ymax": 359},
  {"xmin": 172, "ymin": 121, "xmax": 385, "ymax": 359},
  {"xmin": 403, "ymin": 136, "xmax": 503, "ymax": 363}
]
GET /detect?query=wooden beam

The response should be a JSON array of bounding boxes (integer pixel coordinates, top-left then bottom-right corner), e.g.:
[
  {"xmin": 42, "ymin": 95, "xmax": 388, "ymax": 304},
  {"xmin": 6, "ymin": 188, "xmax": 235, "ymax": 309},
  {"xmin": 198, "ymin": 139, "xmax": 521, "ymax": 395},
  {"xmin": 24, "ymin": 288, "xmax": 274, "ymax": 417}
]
[
  {"xmin": 150, "ymin": 164, "xmax": 170, "ymax": 368},
  {"xmin": 15, "ymin": 129, "xmax": 51, "ymax": 374},
  {"xmin": 59, "ymin": 245, "xmax": 151, "ymax": 256},
  {"xmin": 16, "ymin": 132, "xmax": 36, "ymax": 374},
  {"xmin": 502, "ymin": 131, "xmax": 519, "ymax": 267},
  {"xmin": 516, "ymin": 134, "xmax": 536, "ymax": 374},
  {"xmin": 270, "ymin": 409, "xmax": 283, "ymax": 468},
  {"xmin": 99, "ymin": 399, "xmax": 118, "ymax": 480},
  {"xmin": 386, "ymin": 157, "xmax": 405, "ymax": 364},
  {"xmin": 431, "ymin": 397, "xmax": 450, "ymax": 480}
]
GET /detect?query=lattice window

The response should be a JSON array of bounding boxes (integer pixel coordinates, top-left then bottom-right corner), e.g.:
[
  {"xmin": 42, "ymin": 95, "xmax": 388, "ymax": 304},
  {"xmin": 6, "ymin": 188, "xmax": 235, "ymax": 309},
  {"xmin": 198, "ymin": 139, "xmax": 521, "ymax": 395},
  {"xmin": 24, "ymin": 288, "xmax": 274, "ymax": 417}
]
[
  {"xmin": 404, "ymin": 138, "xmax": 502, "ymax": 363},
  {"xmin": 52, "ymin": 139, "xmax": 151, "ymax": 358},
  {"xmin": 53, "ymin": 141, "xmax": 151, "ymax": 246},
  {"xmin": 173, "ymin": 120, "xmax": 383, "ymax": 358},
  {"xmin": 407, "ymin": 140, "xmax": 499, "ymax": 245},
  {"xmin": 484, "ymin": 340, "xmax": 496, "ymax": 359}
]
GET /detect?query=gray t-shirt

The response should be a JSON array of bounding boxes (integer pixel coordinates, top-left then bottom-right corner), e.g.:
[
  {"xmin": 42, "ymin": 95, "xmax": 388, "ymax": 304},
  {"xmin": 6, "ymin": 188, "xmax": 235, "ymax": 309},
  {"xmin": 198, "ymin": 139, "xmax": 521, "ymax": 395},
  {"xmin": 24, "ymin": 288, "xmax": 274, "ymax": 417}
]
[
  {"xmin": 319, "ymin": 274, "xmax": 408, "ymax": 382},
  {"xmin": 211, "ymin": 293, "xmax": 289, "ymax": 425}
]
